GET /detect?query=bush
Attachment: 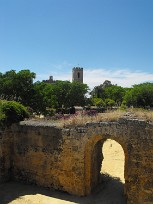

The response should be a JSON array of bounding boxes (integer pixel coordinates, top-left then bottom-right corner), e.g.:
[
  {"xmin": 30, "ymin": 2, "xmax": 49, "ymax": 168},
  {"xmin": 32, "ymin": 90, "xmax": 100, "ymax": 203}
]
[
  {"xmin": 45, "ymin": 108, "xmax": 56, "ymax": 117},
  {"xmin": 120, "ymin": 100, "xmax": 127, "ymax": 110},
  {"xmin": 0, "ymin": 100, "xmax": 29, "ymax": 126}
]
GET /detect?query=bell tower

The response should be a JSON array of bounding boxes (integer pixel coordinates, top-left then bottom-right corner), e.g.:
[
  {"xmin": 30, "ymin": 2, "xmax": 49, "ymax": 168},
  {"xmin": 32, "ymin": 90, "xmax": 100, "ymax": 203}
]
[{"xmin": 72, "ymin": 67, "xmax": 83, "ymax": 83}]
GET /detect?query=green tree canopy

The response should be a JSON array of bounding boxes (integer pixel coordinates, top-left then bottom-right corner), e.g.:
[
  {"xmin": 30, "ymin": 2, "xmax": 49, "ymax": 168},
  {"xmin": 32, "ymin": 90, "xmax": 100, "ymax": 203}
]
[
  {"xmin": 30, "ymin": 80, "xmax": 89, "ymax": 114},
  {"xmin": 90, "ymin": 81, "xmax": 126, "ymax": 106},
  {"xmin": 52, "ymin": 81, "xmax": 72, "ymax": 108},
  {"xmin": 0, "ymin": 70, "xmax": 36, "ymax": 106},
  {"xmin": 105, "ymin": 98, "xmax": 116, "ymax": 108},
  {"xmin": 104, "ymin": 85, "xmax": 126, "ymax": 105},
  {"xmin": 52, "ymin": 81, "xmax": 89, "ymax": 108},
  {"xmin": 90, "ymin": 80, "xmax": 112, "ymax": 98},
  {"xmin": 91, "ymin": 98, "xmax": 105, "ymax": 107},
  {"xmin": 124, "ymin": 83, "xmax": 153, "ymax": 108}
]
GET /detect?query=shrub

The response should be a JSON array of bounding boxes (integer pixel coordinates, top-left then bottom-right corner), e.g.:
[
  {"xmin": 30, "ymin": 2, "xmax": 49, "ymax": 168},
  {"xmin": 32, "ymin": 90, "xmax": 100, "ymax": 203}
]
[
  {"xmin": 0, "ymin": 100, "xmax": 29, "ymax": 126},
  {"xmin": 45, "ymin": 108, "xmax": 56, "ymax": 117}
]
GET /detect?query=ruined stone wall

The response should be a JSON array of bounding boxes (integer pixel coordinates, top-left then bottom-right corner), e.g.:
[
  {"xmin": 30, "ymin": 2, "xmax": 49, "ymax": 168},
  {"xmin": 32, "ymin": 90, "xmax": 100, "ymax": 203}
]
[
  {"xmin": 0, "ymin": 128, "xmax": 13, "ymax": 183},
  {"xmin": 0, "ymin": 119, "xmax": 153, "ymax": 204},
  {"xmin": 83, "ymin": 120, "xmax": 153, "ymax": 204},
  {"xmin": 11, "ymin": 122, "xmax": 86, "ymax": 196}
]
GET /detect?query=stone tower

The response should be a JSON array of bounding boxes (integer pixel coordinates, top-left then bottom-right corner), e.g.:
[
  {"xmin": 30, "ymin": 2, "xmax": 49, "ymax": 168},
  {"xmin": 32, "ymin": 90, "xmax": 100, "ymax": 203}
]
[{"xmin": 72, "ymin": 67, "xmax": 83, "ymax": 83}]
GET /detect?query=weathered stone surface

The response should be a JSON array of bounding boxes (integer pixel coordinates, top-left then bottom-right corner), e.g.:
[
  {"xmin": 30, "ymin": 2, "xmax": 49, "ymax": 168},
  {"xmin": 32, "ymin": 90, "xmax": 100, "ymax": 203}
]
[
  {"xmin": 0, "ymin": 119, "xmax": 153, "ymax": 203},
  {"xmin": 0, "ymin": 128, "xmax": 13, "ymax": 183}
]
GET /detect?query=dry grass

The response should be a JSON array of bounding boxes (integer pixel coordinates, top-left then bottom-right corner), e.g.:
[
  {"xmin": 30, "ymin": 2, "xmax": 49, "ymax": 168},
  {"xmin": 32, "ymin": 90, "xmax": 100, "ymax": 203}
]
[
  {"xmin": 55, "ymin": 108, "xmax": 153, "ymax": 128},
  {"xmin": 55, "ymin": 110, "xmax": 124, "ymax": 127},
  {"xmin": 129, "ymin": 108, "xmax": 153, "ymax": 121}
]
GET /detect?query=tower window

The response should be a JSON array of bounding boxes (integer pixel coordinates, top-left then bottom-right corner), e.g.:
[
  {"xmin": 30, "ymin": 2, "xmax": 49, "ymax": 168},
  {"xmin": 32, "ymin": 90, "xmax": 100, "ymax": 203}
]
[{"xmin": 78, "ymin": 72, "xmax": 80, "ymax": 78}]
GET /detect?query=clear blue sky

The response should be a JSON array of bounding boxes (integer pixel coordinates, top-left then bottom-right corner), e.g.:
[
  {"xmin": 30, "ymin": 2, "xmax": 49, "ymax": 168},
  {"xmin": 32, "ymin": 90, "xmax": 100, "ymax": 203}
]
[{"xmin": 0, "ymin": 0, "xmax": 153, "ymax": 88}]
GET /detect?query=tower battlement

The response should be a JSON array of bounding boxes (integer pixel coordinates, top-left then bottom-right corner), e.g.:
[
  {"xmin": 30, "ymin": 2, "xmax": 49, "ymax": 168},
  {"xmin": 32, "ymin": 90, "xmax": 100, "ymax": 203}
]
[{"xmin": 72, "ymin": 67, "xmax": 83, "ymax": 70}]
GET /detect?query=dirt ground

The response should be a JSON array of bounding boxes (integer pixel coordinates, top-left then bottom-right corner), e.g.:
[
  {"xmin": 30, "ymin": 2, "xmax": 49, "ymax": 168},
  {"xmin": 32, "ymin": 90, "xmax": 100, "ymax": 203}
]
[
  {"xmin": 102, "ymin": 139, "xmax": 125, "ymax": 183},
  {"xmin": 0, "ymin": 140, "xmax": 126, "ymax": 204}
]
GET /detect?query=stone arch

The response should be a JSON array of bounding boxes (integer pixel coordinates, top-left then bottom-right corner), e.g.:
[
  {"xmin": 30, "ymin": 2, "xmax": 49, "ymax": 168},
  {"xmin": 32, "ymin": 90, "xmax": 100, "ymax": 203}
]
[{"xmin": 84, "ymin": 133, "xmax": 129, "ymax": 196}]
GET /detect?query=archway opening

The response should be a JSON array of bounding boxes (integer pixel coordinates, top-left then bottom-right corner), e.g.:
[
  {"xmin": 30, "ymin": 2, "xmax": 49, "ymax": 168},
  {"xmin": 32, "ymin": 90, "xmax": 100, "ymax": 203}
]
[
  {"xmin": 88, "ymin": 138, "xmax": 126, "ymax": 203},
  {"xmin": 101, "ymin": 139, "xmax": 125, "ymax": 183}
]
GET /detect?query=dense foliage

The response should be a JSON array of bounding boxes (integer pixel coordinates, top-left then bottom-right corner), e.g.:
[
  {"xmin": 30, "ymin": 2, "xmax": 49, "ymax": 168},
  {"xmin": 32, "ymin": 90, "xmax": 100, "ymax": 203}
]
[
  {"xmin": 31, "ymin": 80, "xmax": 88, "ymax": 114},
  {"xmin": 90, "ymin": 81, "xmax": 126, "ymax": 108},
  {"xmin": 124, "ymin": 83, "xmax": 153, "ymax": 108},
  {"xmin": 0, "ymin": 70, "xmax": 89, "ymax": 115},
  {"xmin": 0, "ymin": 70, "xmax": 36, "ymax": 106},
  {"xmin": 90, "ymin": 81, "xmax": 153, "ymax": 109},
  {"xmin": 1, "ymin": 69, "xmax": 153, "ymax": 116},
  {"xmin": 0, "ymin": 100, "xmax": 29, "ymax": 127}
]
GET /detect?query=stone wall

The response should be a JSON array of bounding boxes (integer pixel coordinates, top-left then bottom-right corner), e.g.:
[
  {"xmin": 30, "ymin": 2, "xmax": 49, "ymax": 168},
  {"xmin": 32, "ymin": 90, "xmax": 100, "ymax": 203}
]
[
  {"xmin": 11, "ymin": 122, "xmax": 86, "ymax": 196},
  {"xmin": 83, "ymin": 119, "xmax": 153, "ymax": 204},
  {"xmin": 0, "ymin": 119, "xmax": 153, "ymax": 204},
  {"xmin": 0, "ymin": 127, "xmax": 13, "ymax": 183}
]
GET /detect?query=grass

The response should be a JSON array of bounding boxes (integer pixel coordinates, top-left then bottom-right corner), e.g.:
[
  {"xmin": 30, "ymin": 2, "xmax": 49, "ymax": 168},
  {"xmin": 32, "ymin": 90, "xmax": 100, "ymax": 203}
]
[
  {"xmin": 129, "ymin": 108, "xmax": 153, "ymax": 121},
  {"xmin": 53, "ymin": 108, "xmax": 153, "ymax": 128}
]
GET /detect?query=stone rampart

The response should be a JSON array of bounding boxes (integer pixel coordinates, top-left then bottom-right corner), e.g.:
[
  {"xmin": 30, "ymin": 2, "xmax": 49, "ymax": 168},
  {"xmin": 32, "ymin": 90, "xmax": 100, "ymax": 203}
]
[{"xmin": 0, "ymin": 119, "xmax": 153, "ymax": 204}]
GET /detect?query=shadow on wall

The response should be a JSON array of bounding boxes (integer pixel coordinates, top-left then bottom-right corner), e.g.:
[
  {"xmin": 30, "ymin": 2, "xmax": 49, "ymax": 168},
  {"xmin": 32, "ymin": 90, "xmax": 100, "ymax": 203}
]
[
  {"xmin": 92, "ymin": 173, "xmax": 126, "ymax": 204},
  {"xmin": 0, "ymin": 174, "xmax": 126, "ymax": 204}
]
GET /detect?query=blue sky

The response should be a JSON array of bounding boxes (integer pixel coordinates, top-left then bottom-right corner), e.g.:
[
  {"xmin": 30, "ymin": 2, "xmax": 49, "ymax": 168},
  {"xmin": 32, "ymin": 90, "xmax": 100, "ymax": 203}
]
[{"xmin": 0, "ymin": 0, "xmax": 153, "ymax": 89}]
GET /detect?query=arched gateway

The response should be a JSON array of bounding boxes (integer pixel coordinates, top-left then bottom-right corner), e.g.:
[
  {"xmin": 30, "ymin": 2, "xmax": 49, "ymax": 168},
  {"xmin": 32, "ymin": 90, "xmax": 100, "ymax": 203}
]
[
  {"xmin": 84, "ymin": 133, "xmax": 127, "ymax": 196},
  {"xmin": 0, "ymin": 118, "xmax": 153, "ymax": 204},
  {"xmin": 83, "ymin": 120, "xmax": 153, "ymax": 204}
]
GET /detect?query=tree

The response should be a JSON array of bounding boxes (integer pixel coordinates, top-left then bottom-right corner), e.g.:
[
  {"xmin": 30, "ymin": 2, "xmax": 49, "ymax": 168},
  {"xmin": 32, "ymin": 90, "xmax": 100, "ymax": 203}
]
[
  {"xmin": 30, "ymin": 82, "xmax": 50, "ymax": 114},
  {"xmin": 90, "ymin": 81, "xmax": 126, "ymax": 106},
  {"xmin": 91, "ymin": 98, "xmax": 105, "ymax": 108},
  {"xmin": 0, "ymin": 70, "xmax": 36, "ymax": 106},
  {"xmin": 68, "ymin": 81, "xmax": 89, "ymax": 107},
  {"xmin": 105, "ymin": 98, "xmax": 116, "ymax": 109},
  {"xmin": 51, "ymin": 81, "xmax": 88, "ymax": 108},
  {"xmin": 104, "ymin": 85, "xmax": 126, "ymax": 105},
  {"xmin": 124, "ymin": 83, "xmax": 153, "ymax": 108},
  {"xmin": 90, "ymin": 80, "xmax": 112, "ymax": 98},
  {"xmin": 52, "ymin": 81, "xmax": 72, "ymax": 108},
  {"xmin": 0, "ymin": 70, "xmax": 17, "ymax": 100},
  {"xmin": 30, "ymin": 80, "xmax": 89, "ymax": 114},
  {"xmin": 14, "ymin": 70, "xmax": 36, "ymax": 105}
]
